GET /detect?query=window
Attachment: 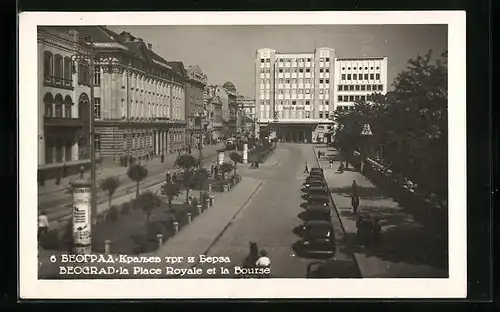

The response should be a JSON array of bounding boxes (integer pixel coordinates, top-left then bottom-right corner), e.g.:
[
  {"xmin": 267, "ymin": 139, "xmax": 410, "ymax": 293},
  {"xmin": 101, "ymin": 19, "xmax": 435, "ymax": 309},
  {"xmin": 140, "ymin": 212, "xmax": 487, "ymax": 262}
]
[
  {"xmin": 370, "ymin": 73, "xmax": 374, "ymax": 80},
  {"xmin": 325, "ymin": 100, "xmax": 329, "ymax": 106},
  {"xmin": 355, "ymin": 85, "xmax": 360, "ymax": 91},
  {"xmin": 364, "ymin": 74, "xmax": 368, "ymax": 80},
  {"xmin": 319, "ymin": 89, "xmax": 323, "ymax": 94},
  {"xmin": 325, "ymin": 57, "xmax": 330, "ymax": 62},
  {"xmin": 376, "ymin": 66, "xmax": 380, "ymax": 70},
  {"xmin": 319, "ymin": 68, "xmax": 324, "ymax": 73},
  {"xmin": 355, "ymin": 95, "xmax": 360, "ymax": 101},
  {"xmin": 367, "ymin": 94, "xmax": 372, "ymax": 101},
  {"xmin": 43, "ymin": 93, "xmax": 53, "ymax": 117},
  {"xmin": 342, "ymin": 67, "xmax": 345, "ymax": 70},
  {"xmin": 305, "ymin": 89, "xmax": 310, "ymax": 94},
  {"xmin": 367, "ymin": 85, "xmax": 372, "ymax": 91},
  {"xmin": 353, "ymin": 74, "xmax": 357, "ymax": 80},
  {"xmin": 320, "ymin": 58, "xmax": 324, "ymax": 62},
  {"xmin": 94, "ymin": 98, "xmax": 101, "ymax": 118},
  {"xmin": 306, "ymin": 68, "xmax": 310, "ymax": 73},
  {"xmin": 349, "ymin": 95, "xmax": 355, "ymax": 101},
  {"xmin": 55, "ymin": 100, "xmax": 63, "ymax": 118},
  {"xmin": 285, "ymin": 78, "xmax": 290, "ymax": 84},
  {"xmin": 279, "ymin": 78, "xmax": 283, "ymax": 83},
  {"xmin": 292, "ymin": 78, "xmax": 297, "ymax": 83},
  {"xmin": 64, "ymin": 57, "xmax": 72, "ymax": 80},
  {"xmin": 43, "ymin": 52, "xmax": 53, "ymax": 78},
  {"xmin": 299, "ymin": 68, "xmax": 304, "ymax": 73},
  {"xmin": 341, "ymin": 74, "xmax": 346, "ymax": 80},
  {"xmin": 65, "ymin": 141, "xmax": 72, "ymax": 161},
  {"xmin": 325, "ymin": 88, "xmax": 329, "ymax": 94},
  {"xmin": 292, "ymin": 100, "xmax": 296, "ymax": 105},
  {"xmin": 54, "ymin": 54, "xmax": 63, "ymax": 78},
  {"xmin": 305, "ymin": 111, "xmax": 310, "ymax": 118},
  {"xmin": 279, "ymin": 68, "xmax": 283, "ymax": 73},
  {"xmin": 305, "ymin": 100, "xmax": 310, "ymax": 105},
  {"xmin": 266, "ymin": 58, "xmax": 270, "ymax": 63},
  {"xmin": 298, "ymin": 89, "xmax": 303, "ymax": 94},
  {"xmin": 95, "ymin": 135, "xmax": 101, "ymax": 152},
  {"xmin": 361, "ymin": 95, "xmax": 366, "ymax": 101},
  {"xmin": 325, "ymin": 79, "xmax": 329, "ymax": 83},
  {"xmin": 319, "ymin": 79, "xmax": 324, "ymax": 84},
  {"xmin": 338, "ymin": 85, "xmax": 343, "ymax": 91},
  {"xmin": 370, "ymin": 67, "xmax": 374, "ymax": 70},
  {"xmin": 349, "ymin": 85, "xmax": 355, "ymax": 91},
  {"xmin": 94, "ymin": 66, "xmax": 101, "ymax": 85},
  {"xmin": 338, "ymin": 95, "xmax": 343, "ymax": 102},
  {"xmin": 361, "ymin": 85, "xmax": 366, "ymax": 91},
  {"xmin": 325, "ymin": 112, "xmax": 329, "ymax": 119},
  {"xmin": 343, "ymin": 95, "xmax": 349, "ymax": 102},
  {"xmin": 348, "ymin": 67, "xmax": 351, "ymax": 70},
  {"xmin": 353, "ymin": 67, "xmax": 357, "ymax": 70},
  {"xmin": 378, "ymin": 85, "xmax": 384, "ymax": 91},
  {"xmin": 261, "ymin": 59, "xmax": 265, "ymax": 63},
  {"xmin": 319, "ymin": 112, "xmax": 323, "ymax": 118},
  {"xmin": 347, "ymin": 74, "xmax": 351, "ymax": 80},
  {"xmin": 78, "ymin": 63, "xmax": 90, "ymax": 85},
  {"xmin": 64, "ymin": 96, "xmax": 72, "ymax": 118},
  {"xmin": 372, "ymin": 84, "xmax": 378, "ymax": 90},
  {"xmin": 307, "ymin": 58, "xmax": 312, "ymax": 62},
  {"xmin": 376, "ymin": 73, "xmax": 380, "ymax": 80},
  {"xmin": 325, "ymin": 68, "xmax": 329, "ymax": 72}
]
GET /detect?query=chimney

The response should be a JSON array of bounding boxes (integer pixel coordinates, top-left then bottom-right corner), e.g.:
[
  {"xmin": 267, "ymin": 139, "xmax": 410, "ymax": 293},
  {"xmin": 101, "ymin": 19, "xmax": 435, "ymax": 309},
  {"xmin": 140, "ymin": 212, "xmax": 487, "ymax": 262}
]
[{"xmin": 147, "ymin": 43, "xmax": 152, "ymax": 50}]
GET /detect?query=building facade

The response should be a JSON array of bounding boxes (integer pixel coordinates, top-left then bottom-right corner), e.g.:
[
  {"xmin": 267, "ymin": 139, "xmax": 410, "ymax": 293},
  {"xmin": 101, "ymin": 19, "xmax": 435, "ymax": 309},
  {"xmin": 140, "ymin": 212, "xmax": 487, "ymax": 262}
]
[
  {"xmin": 38, "ymin": 27, "xmax": 93, "ymax": 179},
  {"xmin": 254, "ymin": 47, "xmax": 387, "ymax": 142},
  {"xmin": 72, "ymin": 27, "xmax": 187, "ymax": 164},
  {"xmin": 204, "ymin": 85, "xmax": 224, "ymax": 141},
  {"xmin": 237, "ymin": 95, "xmax": 256, "ymax": 119},
  {"xmin": 185, "ymin": 65, "xmax": 208, "ymax": 147},
  {"xmin": 222, "ymin": 82, "xmax": 238, "ymax": 137}
]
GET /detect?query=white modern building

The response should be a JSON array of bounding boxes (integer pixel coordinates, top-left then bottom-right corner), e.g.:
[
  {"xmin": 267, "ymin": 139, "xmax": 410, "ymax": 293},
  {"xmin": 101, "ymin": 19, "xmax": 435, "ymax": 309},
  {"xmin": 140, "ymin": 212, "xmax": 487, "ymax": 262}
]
[{"xmin": 254, "ymin": 47, "xmax": 387, "ymax": 142}]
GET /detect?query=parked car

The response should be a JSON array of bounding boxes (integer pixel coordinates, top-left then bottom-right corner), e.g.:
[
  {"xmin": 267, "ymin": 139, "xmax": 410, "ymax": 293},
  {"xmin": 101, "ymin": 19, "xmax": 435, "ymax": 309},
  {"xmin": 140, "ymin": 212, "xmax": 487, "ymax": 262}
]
[
  {"xmin": 306, "ymin": 259, "xmax": 360, "ymax": 278},
  {"xmin": 296, "ymin": 220, "xmax": 336, "ymax": 257},
  {"xmin": 310, "ymin": 167, "xmax": 324, "ymax": 174},
  {"xmin": 307, "ymin": 194, "xmax": 330, "ymax": 206},
  {"xmin": 302, "ymin": 205, "xmax": 331, "ymax": 222},
  {"xmin": 305, "ymin": 187, "xmax": 329, "ymax": 198},
  {"xmin": 304, "ymin": 181, "xmax": 327, "ymax": 189}
]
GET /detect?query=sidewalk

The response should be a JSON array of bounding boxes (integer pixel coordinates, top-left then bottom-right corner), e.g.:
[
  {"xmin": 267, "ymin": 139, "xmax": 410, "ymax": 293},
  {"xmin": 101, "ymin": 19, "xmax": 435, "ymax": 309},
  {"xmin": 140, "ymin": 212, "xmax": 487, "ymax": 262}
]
[
  {"xmin": 152, "ymin": 177, "xmax": 263, "ymax": 269},
  {"xmin": 38, "ymin": 144, "xmax": 225, "ymax": 196},
  {"xmin": 313, "ymin": 145, "xmax": 448, "ymax": 278}
]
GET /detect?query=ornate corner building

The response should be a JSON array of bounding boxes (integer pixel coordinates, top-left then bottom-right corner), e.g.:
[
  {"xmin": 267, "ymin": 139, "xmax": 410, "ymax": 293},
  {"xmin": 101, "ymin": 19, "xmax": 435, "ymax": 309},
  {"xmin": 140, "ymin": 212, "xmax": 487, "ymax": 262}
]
[{"xmin": 185, "ymin": 65, "xmax": 208, "ymax": 147}]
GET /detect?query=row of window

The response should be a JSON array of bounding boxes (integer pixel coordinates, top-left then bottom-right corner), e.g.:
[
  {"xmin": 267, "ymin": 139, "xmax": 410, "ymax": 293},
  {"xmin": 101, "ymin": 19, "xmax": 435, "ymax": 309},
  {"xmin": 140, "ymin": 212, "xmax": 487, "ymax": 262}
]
[
  {"xmin": 261, "ymin": 57, "xmax": 325, "ymax": 63},
  {"xmin": 338, "ymin": 84, "xmax": 384, "ymax": 91},
  {"xmin": 260, "ymin": 99, "xmax": 330, "ymax": 106},
  {"xmin": 44, "ymin": 140, "xmax": 73, "ymax": 164},
  {"xmin": 341, "ymin": 73, "xmax": 380, "ymax": 81},
  {"xmin": 337, "ymin": 94, "xmax": 374, "ymax": 102},
  {"xmin": 43, "ymin": 52, "xmax": 72, "ymax": 80},
  {"xmin": 341, "ymin": 66, "xmax": 380, "ymax": 71}
]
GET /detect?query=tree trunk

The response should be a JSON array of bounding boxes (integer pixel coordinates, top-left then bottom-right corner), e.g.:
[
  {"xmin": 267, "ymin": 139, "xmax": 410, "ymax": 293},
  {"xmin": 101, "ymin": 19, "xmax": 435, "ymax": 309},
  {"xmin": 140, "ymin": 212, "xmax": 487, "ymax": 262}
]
[
  {"xmin": 136, "ymin": 182, "xmax": 140, "ymax": 199},
  {"xmin": 108, "ymin": 195, "xmax": 112, "ymax": 210},
  {"xmin": 186, "ymin": 189, "xmax": 190, "ymax": 202},
  {"xmin": 234, "ymin": 162, "xmax": 237, "ymax": 176},
  {"xmin": 168, "ymin": 200, "xmax": 172, "ymax": 211}
]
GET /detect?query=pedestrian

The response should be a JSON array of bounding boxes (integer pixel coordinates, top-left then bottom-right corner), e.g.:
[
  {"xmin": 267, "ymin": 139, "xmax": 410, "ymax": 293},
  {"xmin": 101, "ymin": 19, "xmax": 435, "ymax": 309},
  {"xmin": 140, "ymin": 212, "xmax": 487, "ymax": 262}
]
[
  {"xmin": 352, "ymin": 180, "xmax": 358, "ymax": 196},
  {"xmin": 345, "ymin": 161, "xmax": 349, "ymax": 170},
  {"xmin": 329, "ymin": 159, "xmax": 334, "ymax": 169},
  {"xmin": 166, "ymin": 172, "xmax": 171, "ymax": 184},
  {"xmin": 304, "ymin": 162, "xmax": 309, "ymax": 174},
  {"xmin": 255, "ymin": 249, "xmax": 271, "ymax": 277},
  {"xmin": 371, "ymin": 217, "xmax": 381, "ymax": 245},
  {"xmin": 355, "ymin": 215, "xmax": 366, "ymax": 242},
  {"xmin": 337, "ymin": 162, "xmax": 344, "ymax": 173},
  {"xmin": 351, "ymin": 195, "xmax": 360, "ymax": 214},
  {"xmin": 317, "ymin": 150, "xmax": 321, "ymax": 159},
  {"xmin": 38, "ymin": 210, "xmax": 49, "ymax": 242}
]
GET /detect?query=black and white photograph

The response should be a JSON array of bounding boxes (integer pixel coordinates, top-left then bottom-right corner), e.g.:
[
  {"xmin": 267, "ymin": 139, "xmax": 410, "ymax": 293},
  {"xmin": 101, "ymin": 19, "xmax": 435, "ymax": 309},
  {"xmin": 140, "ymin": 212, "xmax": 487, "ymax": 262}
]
[{"xmin": 19, "ymin": 11, "xmax": 466, "ymax": 299}]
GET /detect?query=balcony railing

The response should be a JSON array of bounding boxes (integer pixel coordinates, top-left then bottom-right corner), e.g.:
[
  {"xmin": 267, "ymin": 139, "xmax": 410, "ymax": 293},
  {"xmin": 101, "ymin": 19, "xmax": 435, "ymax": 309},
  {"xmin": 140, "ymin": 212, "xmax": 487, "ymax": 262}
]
[{"xmin": 43, "ymin": 76, "xmax": 73, "ymax": 90}]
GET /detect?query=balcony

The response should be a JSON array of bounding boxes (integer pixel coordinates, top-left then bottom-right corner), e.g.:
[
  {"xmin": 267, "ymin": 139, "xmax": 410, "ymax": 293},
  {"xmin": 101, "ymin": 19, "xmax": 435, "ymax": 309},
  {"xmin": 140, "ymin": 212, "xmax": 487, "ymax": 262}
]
[
  {"xmin": 43, "ymin": 76, "xmax": 74, "ymax": 90},
  {"xmin": 44, "ymin": 116, "xmax": 85, "ymax": 127}
]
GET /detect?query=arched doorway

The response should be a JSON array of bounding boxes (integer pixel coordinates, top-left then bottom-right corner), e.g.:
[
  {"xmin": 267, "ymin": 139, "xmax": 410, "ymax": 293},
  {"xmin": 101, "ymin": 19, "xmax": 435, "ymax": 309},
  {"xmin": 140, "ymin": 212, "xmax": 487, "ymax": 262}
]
[
  {"xmin": 54, "ymin": 94, "xmax": 63, "ymax": 118},
  {"xmin": 64, "ymin": 95, "xmax": 73, "ymax": 118}
]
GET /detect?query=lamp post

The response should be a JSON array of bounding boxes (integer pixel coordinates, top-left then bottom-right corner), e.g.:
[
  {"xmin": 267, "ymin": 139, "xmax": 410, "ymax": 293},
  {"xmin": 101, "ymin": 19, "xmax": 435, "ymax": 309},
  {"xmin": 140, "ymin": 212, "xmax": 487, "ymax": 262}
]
[
  {"xmin": 70, "ymin": 32, "xmax": 114, "ymax": 251},
  {"xmin": 360, "ymin": 123, "xmax": 373, "ymax": 174}
]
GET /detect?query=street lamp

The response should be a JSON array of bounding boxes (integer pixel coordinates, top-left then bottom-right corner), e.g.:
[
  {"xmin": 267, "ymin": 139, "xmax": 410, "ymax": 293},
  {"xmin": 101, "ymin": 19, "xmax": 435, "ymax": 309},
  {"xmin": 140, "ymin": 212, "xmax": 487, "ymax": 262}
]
[
  {"xmin": 360, "ymin": 123, "xmax": 373, "ymax": 174},
  {"xmin": 70, "ymin": 32, "xmax": 114, "ymax": 253}
]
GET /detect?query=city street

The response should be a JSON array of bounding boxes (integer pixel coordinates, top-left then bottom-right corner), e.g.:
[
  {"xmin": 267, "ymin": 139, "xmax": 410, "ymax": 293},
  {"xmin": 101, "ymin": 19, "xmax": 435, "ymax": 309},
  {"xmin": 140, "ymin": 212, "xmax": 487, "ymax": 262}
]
[
  {"xmin": 40, "ymin": 144, "xmax": 224, "ymax": 224},
  {"xmin": 194, "ymin": 143, "xmax": 347, "ymax": 278}
]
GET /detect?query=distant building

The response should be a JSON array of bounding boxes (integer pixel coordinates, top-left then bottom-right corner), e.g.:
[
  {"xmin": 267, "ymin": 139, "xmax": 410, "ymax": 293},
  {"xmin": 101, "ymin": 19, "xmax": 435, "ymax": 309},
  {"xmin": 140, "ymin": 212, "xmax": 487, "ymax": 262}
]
[
  {"xmin": 69, "ymin": 26, "xmax": 187, "ymax": 163},
  {"xmin": 222, "ymin": 82, "xmax": 238, "ymax": 137},
  {"xmin": 237, "ymin": 95, "xmax": 256, "ymax": 120},
  {"xmin": 37, "ymin": 26, "xmax": 93, "ymax": 179},
  {"xmin": 255, "ymin": 47, "xmax": 387, "ymax": 142},
  {"xmin": 204, "ymin": 85, "xmax": 224, "ymax": 141},
  {"xmin": 185, "ymin": 65, "xmax": 208, "ymax": 147}
]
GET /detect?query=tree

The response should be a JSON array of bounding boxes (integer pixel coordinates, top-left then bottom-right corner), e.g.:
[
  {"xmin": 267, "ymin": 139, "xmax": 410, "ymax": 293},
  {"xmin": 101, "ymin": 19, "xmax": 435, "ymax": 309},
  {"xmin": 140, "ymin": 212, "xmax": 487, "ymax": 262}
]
[
  {"xmin": 174, "ymin": 155, "xmax": 199, "ymax": 171},
  {"xmin": 162, "ymin": 183, "xmax": 180, "ymax": 211},
  {"xmin": 229, "ymin": 151, "xmax": 243, "ymax": 175},
  {"xmin": 137, "ymin": 190, "xmax": 161, "ymax": 224},
  {"xmin": 127, "ymin": 164, "xmax": 148, "ymax": 201},
  {"xmin": 100, "ymin": 177, "xmax": 121, "ymax": 210},
  {"xmin": 220, "ymin": 162, "xmax": 234, "ymax": 178},
  {"xmin": 179, "ymin": 168, "xmax": 210, "ymax": 202},
  {"xmin": 333, "ymin": 50, "xmax": 448, "ymax": 198}
]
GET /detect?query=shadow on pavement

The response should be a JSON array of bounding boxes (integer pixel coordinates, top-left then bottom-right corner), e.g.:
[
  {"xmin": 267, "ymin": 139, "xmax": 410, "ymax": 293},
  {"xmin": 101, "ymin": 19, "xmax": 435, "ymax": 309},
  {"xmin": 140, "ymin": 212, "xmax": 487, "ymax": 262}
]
[
  {"xmin": 300, "ymin": 187, "xmax": 308, "ymax": 193},
  {"xmin": 299, "ymin": 202, "xmax": 308, "ymax": 209},
  {"xmin": 337, "ymin": 206, "xmax": 448, "ymax": 273},
  {"xmin": 330, "ymin": 185, "xmax": 390, "ymax": 200},
  {"xmin": 301, "ymin": 194, "xmax": 309, "ymax": 200}
]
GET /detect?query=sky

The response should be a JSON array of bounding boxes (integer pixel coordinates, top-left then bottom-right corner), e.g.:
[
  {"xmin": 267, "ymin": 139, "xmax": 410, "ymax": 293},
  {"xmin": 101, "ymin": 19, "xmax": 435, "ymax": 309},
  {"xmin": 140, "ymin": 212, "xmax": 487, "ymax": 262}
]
[{"xmin": 108, "ymin": 25, "xmax": 447, "ymax": 98}]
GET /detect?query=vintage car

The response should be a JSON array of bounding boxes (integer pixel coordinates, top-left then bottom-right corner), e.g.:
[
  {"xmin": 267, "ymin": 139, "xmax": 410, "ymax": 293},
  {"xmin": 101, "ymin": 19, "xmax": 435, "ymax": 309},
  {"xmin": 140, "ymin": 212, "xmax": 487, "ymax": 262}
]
[{"xmin": 296, "ymin": 220, "xmax": 336, "ymax": 257}]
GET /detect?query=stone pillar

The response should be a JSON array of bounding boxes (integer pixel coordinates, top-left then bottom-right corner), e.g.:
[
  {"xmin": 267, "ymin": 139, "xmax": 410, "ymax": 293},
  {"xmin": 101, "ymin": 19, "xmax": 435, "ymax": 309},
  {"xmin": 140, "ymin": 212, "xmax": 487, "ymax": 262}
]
[{"xmin": 155, "ymin": 130, "xmax": 159, "ymax": 155}]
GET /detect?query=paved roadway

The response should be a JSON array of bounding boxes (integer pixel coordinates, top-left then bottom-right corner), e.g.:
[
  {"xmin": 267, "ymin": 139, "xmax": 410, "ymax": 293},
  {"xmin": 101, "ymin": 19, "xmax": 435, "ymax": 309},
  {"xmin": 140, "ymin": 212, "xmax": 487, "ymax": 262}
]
[{"xmin": 194, "ymin": 143, "xmax": 324, "ymax": 278}]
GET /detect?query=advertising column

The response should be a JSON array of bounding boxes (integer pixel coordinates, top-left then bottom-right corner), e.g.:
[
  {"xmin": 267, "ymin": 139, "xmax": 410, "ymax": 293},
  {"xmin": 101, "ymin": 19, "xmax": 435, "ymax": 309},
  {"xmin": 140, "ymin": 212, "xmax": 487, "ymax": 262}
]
[
  {"xmin": 243, "ymin": 143, "xmax": 248, "ymax": 164},
  {"xmin": 71, "ymin": 179, "xmax": 92, "ymax": 254}
]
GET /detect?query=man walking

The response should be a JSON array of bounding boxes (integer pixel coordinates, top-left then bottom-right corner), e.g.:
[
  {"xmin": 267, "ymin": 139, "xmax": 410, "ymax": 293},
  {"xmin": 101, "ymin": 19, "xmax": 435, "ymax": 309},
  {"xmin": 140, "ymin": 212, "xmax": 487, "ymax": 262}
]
[
  {"xmin": 351, "ymin": 194, "xmax": 360, "ymax": 214},
  {"xmin": 352, "ymin": 180, "xmax": 358, "ymax": 196},
  {"xmin": 304, "ymin": 162, "xmax": 309, "ymax": 174},
  {"xmin": 38, "ymin": 210, "xmax": 49, "ymax": 242}
]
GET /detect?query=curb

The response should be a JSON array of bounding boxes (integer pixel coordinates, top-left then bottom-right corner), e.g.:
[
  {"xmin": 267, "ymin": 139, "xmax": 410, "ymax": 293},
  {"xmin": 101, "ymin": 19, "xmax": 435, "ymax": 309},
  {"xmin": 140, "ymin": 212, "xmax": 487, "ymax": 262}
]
[
  {"xmin": 312, "ymin": 145, "xmax": 363, "ymax": 278},
  {"xmin": 171, "ymin": 180, "xmax": 264, "ymax": 276}
]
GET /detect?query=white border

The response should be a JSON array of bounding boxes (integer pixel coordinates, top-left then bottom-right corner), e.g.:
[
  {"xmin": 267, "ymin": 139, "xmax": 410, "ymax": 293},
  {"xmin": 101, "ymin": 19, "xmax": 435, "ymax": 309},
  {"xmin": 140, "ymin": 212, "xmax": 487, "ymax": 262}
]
[{"xmin": 19, "ymin": 11, "xmax": 467, "ymax": 299}]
